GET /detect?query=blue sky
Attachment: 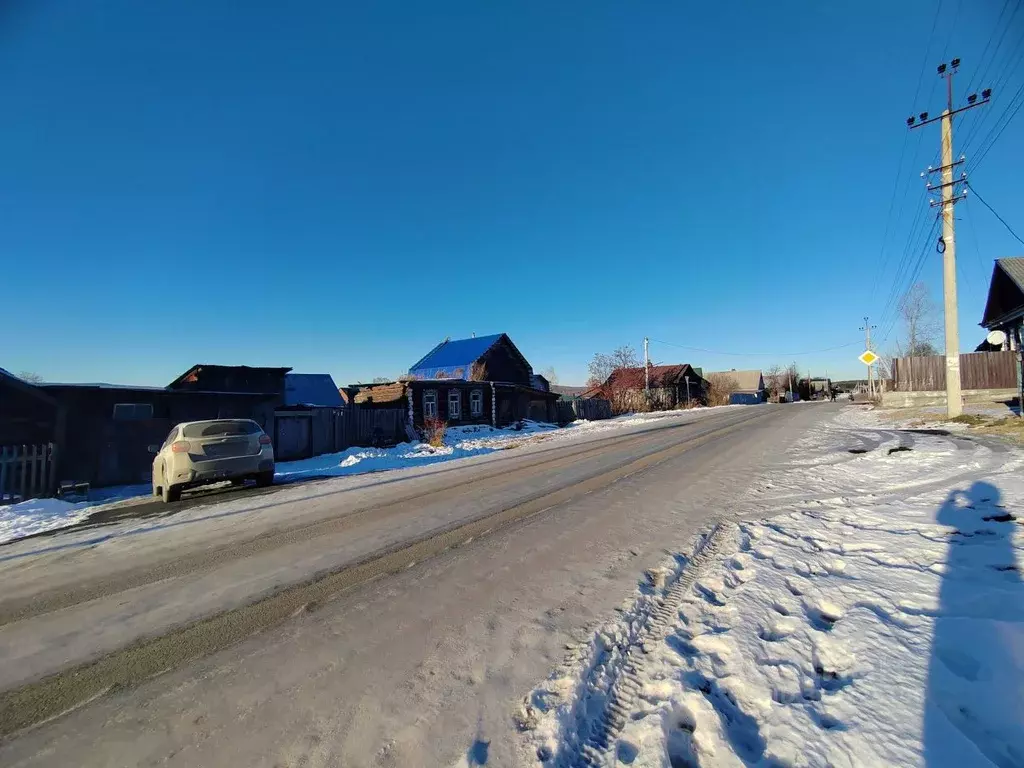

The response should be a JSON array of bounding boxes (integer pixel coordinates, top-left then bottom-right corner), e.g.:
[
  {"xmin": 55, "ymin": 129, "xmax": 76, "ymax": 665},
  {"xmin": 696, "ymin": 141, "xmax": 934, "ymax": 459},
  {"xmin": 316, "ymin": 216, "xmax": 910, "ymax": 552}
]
[{"xmin": 3, "ymin": 1, "xmax": 1022, "ymax": 386}]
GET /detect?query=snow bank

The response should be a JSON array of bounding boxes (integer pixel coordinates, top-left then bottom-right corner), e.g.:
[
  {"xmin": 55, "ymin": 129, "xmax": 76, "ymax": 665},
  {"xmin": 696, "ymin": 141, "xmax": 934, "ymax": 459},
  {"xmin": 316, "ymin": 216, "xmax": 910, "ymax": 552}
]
[
  {"xmin": 522, "ymin": 406, "xmax": 1024, "ymax": 766},
  {"xmin": 0, "ymin": 485, "xmax": 150, "ymax": 545},
  {"xmin": 274, "ymin": 408, "xmax": 743, "ymax": 481},
  {"xmin": 0, "ymin": 498, "xmax": 107, "ymax": 544}
]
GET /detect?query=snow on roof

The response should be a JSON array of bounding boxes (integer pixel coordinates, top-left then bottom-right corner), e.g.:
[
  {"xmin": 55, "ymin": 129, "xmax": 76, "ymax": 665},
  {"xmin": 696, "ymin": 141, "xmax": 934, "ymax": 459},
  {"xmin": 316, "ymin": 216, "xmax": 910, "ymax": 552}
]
[
  {"xmin": 408, "ymin": 333, "xmax": 505, "ymax": 380},
  {"xmin": 284, "ymin": 373, "xmax": 343, "ymax": 407}
]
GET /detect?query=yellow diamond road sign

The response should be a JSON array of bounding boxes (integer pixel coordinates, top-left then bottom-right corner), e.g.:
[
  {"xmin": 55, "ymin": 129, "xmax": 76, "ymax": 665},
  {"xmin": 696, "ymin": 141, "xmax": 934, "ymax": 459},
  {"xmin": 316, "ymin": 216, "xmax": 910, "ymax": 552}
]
[{"xmin": 859, "ymin": 350, "xmax": 879, "ymax": 366}]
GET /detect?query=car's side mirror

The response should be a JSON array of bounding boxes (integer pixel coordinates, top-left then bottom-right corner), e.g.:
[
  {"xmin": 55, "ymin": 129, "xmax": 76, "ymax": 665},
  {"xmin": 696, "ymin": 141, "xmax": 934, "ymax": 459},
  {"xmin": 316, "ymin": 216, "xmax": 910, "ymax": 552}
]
[{"xmin": 147, "ymin": 444, "xmax": 159, "ymax": 454}]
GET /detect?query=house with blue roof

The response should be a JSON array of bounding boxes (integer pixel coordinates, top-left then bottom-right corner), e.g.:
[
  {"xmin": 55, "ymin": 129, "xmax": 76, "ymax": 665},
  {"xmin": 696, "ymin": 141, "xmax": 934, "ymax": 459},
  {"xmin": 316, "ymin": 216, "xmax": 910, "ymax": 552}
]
[{"xmin": 354, "ymin": 333, "xmax": 559, "ymax": 427}]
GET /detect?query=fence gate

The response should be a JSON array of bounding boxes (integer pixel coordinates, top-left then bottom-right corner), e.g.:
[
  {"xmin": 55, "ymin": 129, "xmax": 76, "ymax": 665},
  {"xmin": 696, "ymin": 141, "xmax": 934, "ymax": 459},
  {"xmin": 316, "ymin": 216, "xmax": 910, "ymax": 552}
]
[
  {"xmin": 0, "ymin": 443, "xmax": 57, "ymax": 504},
  {"xmin": 275, "ymin": 415, "xmax": 313, "ymax": 461}
]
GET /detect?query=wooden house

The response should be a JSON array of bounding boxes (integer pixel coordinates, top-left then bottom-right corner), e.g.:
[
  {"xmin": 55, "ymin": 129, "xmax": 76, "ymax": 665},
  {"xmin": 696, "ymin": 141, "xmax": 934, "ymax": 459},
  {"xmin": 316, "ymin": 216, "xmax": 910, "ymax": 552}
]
[
  {"xmin": 593, "ymin": 364, "xmax": 707, "ymax": 413},
  {"xmin": 352, "ymin": 333, "xmax": 560, "ymax": 428}
]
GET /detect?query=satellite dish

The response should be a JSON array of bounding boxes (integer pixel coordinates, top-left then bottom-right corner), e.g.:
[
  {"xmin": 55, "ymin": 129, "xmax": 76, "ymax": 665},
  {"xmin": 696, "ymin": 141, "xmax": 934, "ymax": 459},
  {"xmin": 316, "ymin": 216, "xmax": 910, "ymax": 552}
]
[{"xmin": 987, "ymin": 329, "xmax": 1007, "ymax": 346}]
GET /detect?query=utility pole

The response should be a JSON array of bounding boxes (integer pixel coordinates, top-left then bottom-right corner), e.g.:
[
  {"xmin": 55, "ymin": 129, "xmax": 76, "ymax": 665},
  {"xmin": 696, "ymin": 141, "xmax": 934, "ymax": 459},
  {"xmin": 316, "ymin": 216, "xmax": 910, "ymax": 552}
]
[
  {"xmin": 908, "ymin": 59, "xmax": 990, "ymax": 418},
  {"xmin": 861, "ymin": 317, "xmax": 876, "ymax": 398},
  {"xmin": 643, "ymin": 336, "xmax": 650, "ymax": 393}
]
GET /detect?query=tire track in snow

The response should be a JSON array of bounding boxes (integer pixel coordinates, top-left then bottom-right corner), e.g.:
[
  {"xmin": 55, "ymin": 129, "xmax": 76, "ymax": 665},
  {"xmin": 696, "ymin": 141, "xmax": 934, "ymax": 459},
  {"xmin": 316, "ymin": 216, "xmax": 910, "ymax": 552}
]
[{"xmin": 536, "ymin": 523, "xmax": 734, "ymax": 767}]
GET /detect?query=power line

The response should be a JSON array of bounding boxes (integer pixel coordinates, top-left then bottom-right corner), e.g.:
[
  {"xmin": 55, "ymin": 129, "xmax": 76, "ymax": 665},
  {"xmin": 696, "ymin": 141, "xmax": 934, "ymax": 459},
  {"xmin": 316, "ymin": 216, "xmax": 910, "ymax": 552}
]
[
  {"xmin": 967, "ymin": 181, "xmax": 1024, "ymax": 246},
  {"xmin": 968, "ymin": 79, "xmax": 1024, "ymax": 171},
  {"xmin": 880, "ymin": 216, "xmax": 942, "ymax": 346},
  {"xmin": 648, "ymin": 339, "xmax": 863, "ymax": 358},
  {"xmin": 871, "ymin": 0, "xmax": 945, "ymax": 306}
]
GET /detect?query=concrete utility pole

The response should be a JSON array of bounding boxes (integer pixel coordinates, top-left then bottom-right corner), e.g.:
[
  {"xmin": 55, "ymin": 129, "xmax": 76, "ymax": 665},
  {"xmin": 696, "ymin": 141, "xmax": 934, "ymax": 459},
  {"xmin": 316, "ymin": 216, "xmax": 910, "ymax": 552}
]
[
  {"xmin": 643, "ymin": 336, "xmax": 650, "ymax": 393},
  {"xmin": 908, "ymin": 59, "xmax": 990, "ymax": 418},
  {"xmin": 861, "ymin": 317, "xmax": 876, "ymax": 398}
]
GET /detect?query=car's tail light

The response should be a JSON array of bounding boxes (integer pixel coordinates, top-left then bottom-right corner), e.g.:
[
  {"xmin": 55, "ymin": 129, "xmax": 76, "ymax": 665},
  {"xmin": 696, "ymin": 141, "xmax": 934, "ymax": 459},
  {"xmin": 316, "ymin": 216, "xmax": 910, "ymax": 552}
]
[
  {"xmin": 259, "ymin": 435, "xmax": 272, "ymax": 445},
  {"xmin": 171, "ymin": 441, "xmax": 191, "ymax": 453}
]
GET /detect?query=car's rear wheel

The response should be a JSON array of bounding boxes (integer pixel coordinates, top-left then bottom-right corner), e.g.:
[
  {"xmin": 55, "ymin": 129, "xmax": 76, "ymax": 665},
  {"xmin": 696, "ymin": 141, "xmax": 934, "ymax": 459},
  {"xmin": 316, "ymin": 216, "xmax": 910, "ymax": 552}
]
[
  {"xmin": 162, "ymin": 473, "xmax": 182, "ymax": 503},
  {"xmin": 256, "ymin": 471, "xmax": 274, "ymax": 488}
]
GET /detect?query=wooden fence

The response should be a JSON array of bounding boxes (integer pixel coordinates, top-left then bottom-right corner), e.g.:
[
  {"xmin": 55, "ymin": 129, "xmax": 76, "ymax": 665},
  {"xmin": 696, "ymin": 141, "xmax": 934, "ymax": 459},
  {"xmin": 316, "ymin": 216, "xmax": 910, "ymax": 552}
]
[
  {"xmin": 891, "ymin": 351, "xmax": 1018, "ymax": 392},
  {"xmin": 273, "ymin": 407, "xmax": 409, "ymax": 461},
  {"xmin": 0, "ymin": 443, "xmax": 57, "ymax": 504},
  {"xmin": 556, "ymin": 398, "xmax": 612, "ymax": 424},
  {"xmin": 340, "ymin": 408, "xmax": 408, "ymax": 449}
]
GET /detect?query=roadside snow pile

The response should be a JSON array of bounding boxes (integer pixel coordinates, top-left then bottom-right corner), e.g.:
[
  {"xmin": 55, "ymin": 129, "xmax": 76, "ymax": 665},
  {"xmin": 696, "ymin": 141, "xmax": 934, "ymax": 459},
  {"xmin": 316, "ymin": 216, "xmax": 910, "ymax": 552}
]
[
  {"xmin": 0, "ymin": 498, "xmax": 100, "ymax": 544},
  {"xmin": 275, "ymin": 409, "xmax": 736, "ymax": 482},
  {"xmin": 522, "ymin": 408, "xmax": 1024, "ymax": 766},
  {"xmin": 274, "ymin": 421, "xmax": 561, "ymax": 480},
  {"xmin": 0, "ymin": 484, "xmax": 151, "ymax": 545}
]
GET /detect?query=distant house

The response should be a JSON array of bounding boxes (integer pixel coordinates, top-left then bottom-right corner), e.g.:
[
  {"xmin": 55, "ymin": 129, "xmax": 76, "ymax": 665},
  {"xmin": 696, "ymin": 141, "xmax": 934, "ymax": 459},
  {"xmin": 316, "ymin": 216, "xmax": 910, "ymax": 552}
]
[
  {"xmin": 707, "ymin": 370, "xmax": 765, "ymax": 405},
  {"xmin": 550, "ymin": 384, "xmax": 590, "ymax": 400},
  {"xmin": 283, "ymin": 373, "xmax": 343, "ymax": 408},
  {"xmin": 594, "ymin": 364, "xmax": 707, "ymax": 413},
  {"xmin": 352, "ymin": 333, "xmax": 560, "ymax": 427}
]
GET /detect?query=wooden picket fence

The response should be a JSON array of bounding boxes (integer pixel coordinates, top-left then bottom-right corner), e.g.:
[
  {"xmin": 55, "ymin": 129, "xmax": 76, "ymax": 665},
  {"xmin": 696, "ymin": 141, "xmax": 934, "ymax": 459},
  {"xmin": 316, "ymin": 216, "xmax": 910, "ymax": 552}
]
[{"xmin": 0, "ymin": 443, "xmax": 58, "ymax": 504}]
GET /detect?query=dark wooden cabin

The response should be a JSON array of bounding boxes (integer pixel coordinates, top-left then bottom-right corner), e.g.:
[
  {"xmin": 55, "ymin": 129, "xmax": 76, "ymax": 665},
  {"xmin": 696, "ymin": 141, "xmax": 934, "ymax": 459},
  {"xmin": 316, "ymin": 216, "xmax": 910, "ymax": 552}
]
[{"xmin": 353, "ymin": 333, "xmax": 560, "ymax": 428}]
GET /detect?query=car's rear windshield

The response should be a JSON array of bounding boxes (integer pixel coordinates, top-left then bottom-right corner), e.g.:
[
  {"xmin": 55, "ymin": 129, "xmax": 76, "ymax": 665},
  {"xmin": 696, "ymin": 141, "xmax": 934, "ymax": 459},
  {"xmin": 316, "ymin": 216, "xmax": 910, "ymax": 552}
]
[{"xmin": 182, "ymin": 421, "xmax": 262, "ymax": 438}]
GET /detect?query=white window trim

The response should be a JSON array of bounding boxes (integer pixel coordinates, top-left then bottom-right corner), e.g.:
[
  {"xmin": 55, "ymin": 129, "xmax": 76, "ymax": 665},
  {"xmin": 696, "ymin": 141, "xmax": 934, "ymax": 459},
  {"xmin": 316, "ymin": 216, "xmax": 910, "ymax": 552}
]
[
  {"xmin": 448, "ymin": 389, "xmax": 462, "ymax": 419},
  {"xmin": 423, "ymin": 389, "xmax": 438, "ymax": 419},
  {"xmin": 470, "ymin": 389, "xmax": 483, "ymax": 417}
]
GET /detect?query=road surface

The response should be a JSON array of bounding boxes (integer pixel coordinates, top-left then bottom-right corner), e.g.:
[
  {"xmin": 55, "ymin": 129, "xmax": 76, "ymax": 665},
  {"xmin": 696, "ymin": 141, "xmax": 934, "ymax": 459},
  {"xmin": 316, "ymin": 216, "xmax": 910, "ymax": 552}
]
[{"xmin": 0, "ymin": 404, "xmax": 837, "ymax": 767}]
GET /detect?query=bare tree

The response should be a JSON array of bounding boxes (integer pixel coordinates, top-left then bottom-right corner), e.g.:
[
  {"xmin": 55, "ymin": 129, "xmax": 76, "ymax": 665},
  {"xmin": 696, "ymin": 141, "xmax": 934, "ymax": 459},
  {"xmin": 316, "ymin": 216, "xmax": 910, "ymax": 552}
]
[
  {"xmin": 540, "ymin": 366, "xmax": 558, "ymax": 385},
  {"xmin": 763, "ymin": 365, "xmax": 785, "ymax": 402},
  {"xmin": 587, "ymin": 345, "xmax": 640, "ymax": 387},
  {"xmin": 371, "ymin": 376, "xmax": 391, "ymax": 384},
  {"xmin": 17, "ymin": 371, "xmax": 43, "ymax": 384},
  {"xmin": 900, "ymin": 282, "xmax": 940, "ymax": 357},
  {"xmin": 705, "ymin": 373, "xmax": 740, "ymax": 407}
]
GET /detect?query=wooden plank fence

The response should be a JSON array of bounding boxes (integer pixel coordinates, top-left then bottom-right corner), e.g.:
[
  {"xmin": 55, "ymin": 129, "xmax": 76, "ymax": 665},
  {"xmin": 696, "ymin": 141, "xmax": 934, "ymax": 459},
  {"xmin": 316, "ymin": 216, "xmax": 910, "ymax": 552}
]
[
  {"xmin": 337, "ymin": 408, "xmax": 408, "ymax": 449},
  {"xmin": 892, "ymin": 350, "xmax": 1018, "ymax": 392},
  {"xmin": 556, "ymin": 398, "xmax": 612, "ymax": 424},
  {"xmin": 0, "ymin": 443, "xmax": 58, "ymax": 504}
]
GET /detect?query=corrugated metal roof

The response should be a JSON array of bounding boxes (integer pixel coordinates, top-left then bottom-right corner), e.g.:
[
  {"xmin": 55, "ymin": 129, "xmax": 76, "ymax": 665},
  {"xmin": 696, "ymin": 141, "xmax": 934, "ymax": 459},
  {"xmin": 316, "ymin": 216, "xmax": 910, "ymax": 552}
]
[
  {"xmin": 408, "ymin": 334, "xmax": 505, "ymax": 380},
  {"xmin": 706, "ymin": 370, "xmax": 764, "ymax": 393},
  {"xmin": 998, "ymin": 258, "xmax": 1024, "ymax": 292},
  {"xmin": 601, "ymin": 365, "xmax": 700, "ymax": 391},
  {"xmin": 982, "ymin": 258, "xmax": 1024, "ymax": 327},
  {"xmin": 284, "ymin": 373, "xmax": 343, "ymax": 407}
]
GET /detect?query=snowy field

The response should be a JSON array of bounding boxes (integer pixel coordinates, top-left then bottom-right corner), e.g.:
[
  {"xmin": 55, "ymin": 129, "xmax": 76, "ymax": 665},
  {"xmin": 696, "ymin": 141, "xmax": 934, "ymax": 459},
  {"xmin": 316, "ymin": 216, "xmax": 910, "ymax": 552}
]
[
  {"xmin": 0, "ymin": 407, "xmax": 742, "ymax": 545},
  {"xmin": 522, "ymin": 405, "xmax": 1024, "ymax": 767}
]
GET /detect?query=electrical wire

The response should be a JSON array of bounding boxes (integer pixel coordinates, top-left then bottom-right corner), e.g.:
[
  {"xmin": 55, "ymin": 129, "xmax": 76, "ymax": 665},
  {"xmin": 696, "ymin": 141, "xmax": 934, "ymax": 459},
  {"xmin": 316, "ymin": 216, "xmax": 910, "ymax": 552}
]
[
  {"xmin": 870, "ymin": 0, "xmax": 944, "ymax": 309},
  {"xmin": 967, "ymin": 181, "xmax": 1024, "ymax": 246},
  {"xmin": 648, "ymin": 339, "xmax": 863, "ymax": 359},
  {"xmin": 968, "ymin": 79, "xmax": 1024, "ymax": 171}
]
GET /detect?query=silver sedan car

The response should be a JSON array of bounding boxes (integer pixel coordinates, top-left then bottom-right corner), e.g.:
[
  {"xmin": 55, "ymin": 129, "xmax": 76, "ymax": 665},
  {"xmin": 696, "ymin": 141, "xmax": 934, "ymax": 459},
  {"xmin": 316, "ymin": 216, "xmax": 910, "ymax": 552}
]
[{"xmin": 151, "ymin": 419, "xmax": 275, "ymax": 503}]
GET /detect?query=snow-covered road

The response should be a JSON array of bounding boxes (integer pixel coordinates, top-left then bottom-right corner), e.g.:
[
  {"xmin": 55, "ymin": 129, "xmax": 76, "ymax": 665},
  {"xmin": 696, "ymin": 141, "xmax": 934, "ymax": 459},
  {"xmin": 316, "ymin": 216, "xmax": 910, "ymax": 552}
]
[
  {"xmin": 4, "ymin": 403, "xmax": 1019, "ymax": 767},
  {"xmin": 525, "ymin": 406, "xmax": 1024, "ymax": 767}
]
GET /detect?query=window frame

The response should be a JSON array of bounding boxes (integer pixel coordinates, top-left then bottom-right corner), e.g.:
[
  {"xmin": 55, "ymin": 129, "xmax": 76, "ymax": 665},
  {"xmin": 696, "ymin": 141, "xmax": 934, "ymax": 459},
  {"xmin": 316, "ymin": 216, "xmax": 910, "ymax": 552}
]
[
  {"xmin": 423, "ymin": 389, "xmax": 438, "ymax": 419},
  {"xmin": 448, "ymin": 389, "xmax": 462, "ymax": 419},
  {"xmin": 112, "ymin": 403, "xmax": 154, "ymax": 421},
  {"xmin": 470, "ymin": 389, "xmax": 483, "ymax": 417}
]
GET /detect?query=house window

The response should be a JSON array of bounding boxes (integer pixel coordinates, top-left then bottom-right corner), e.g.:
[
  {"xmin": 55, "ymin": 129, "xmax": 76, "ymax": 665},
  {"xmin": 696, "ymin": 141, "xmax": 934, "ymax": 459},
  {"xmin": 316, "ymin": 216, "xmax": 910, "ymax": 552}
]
[
  {"xmin": 112, "ymin": 403, "xmax": 154, "ymax": 420},
  {"xmin": 423, "ymin": 390, "xmax": 438, "ymax": 419},
  {"xmin": 470, "ymin": 389, "xmax": 483, "ymax": 417},
  {"xmin": 448, "ymin": 389, "xmax": 462, "ymax": 419}
]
